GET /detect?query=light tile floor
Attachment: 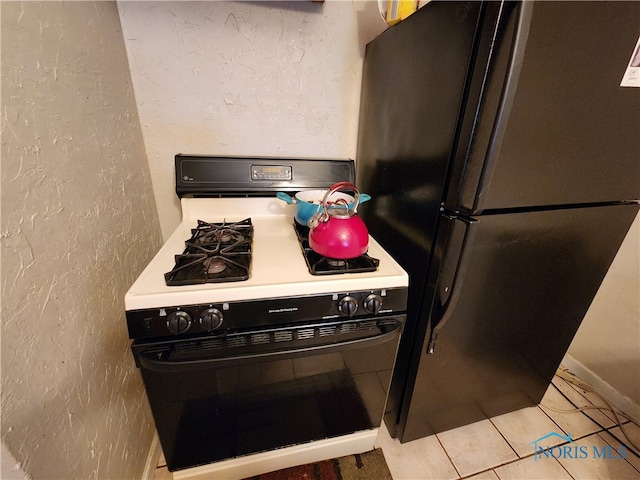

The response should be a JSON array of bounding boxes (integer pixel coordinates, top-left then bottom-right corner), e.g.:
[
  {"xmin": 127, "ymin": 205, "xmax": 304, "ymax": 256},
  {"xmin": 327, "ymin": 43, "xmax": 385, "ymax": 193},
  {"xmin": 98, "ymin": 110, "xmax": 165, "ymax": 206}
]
[
  {"xmin": 154, "ymin": 372, "xmax": 640, "ymax": 479},
  {"xmin": 377, "ymin": 375, "xmax": 640, "ymax": 480}
]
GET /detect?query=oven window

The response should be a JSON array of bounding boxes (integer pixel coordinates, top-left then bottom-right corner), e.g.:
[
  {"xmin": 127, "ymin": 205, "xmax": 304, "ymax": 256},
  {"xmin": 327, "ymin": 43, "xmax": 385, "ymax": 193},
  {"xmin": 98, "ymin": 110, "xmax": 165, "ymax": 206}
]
[{"xmin": 134, "ymin": 317, "xmax": 403, "ymax": 471}]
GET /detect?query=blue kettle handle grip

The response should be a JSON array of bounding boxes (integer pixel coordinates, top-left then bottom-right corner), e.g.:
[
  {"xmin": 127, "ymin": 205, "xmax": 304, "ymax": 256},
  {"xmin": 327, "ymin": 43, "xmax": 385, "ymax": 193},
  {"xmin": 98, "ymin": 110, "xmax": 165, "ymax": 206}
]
[{"xmin": 276, "ymin": 192, "xmax": 295, "ymax": 204}]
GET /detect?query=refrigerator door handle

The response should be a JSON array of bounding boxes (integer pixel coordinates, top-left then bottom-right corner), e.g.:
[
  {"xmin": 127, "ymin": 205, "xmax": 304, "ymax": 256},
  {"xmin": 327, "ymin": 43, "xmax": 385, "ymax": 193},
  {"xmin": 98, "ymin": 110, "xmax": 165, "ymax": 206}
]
[{"xmin": 427, "ymin": 215, "xmax": 474, "ymax": 354}]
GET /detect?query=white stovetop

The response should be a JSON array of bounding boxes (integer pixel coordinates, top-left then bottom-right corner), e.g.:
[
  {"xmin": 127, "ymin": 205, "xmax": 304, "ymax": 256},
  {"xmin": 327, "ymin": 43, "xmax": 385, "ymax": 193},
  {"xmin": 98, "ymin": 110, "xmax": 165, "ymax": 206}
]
[{"xmin": 125, "ymin": 197, "xmax": 408, "ymax": 311}]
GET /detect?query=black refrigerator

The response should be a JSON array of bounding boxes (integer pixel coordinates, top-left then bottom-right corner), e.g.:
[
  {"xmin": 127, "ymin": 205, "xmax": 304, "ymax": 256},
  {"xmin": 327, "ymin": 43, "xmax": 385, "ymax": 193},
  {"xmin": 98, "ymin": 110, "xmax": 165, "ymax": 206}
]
[{"xmin": 356, "ymin": 1, "xmax": 639, "ymax": 443}]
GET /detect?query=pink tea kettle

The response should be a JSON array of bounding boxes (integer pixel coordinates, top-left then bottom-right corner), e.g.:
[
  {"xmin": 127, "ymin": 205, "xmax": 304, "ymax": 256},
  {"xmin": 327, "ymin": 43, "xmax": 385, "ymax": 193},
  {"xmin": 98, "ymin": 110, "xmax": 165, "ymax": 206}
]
[{"xmin": 307, "ymin": 182, "xmax": 369, "ymax": 259}]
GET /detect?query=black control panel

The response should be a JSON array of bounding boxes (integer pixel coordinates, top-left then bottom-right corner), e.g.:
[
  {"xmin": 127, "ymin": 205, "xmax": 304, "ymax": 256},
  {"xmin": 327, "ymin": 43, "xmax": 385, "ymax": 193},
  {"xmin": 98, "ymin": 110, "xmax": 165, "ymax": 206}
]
[
  {"xmin": 175, "ymin": 155, "xmax": 355, "ymax": 197},
  {"xmin": 126, "ymin": 287, "xmax": 408, "ymax": 340}
]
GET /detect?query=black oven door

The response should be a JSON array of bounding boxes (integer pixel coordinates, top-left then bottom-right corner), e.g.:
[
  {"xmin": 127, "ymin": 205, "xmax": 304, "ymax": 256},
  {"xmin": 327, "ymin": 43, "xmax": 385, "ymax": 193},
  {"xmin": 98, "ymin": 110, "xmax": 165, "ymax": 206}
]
[{"xmin": 132, "ymin": 315, "xmax": 404, "ymax": 472}]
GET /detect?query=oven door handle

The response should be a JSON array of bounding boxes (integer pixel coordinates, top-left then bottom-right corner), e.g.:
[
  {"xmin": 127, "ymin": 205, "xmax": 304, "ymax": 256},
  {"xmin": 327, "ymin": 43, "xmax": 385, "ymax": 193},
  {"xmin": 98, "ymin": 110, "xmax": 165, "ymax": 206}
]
[{"xmin": 137, "ymin": 323, "xmax": 402, "ymax": 373}]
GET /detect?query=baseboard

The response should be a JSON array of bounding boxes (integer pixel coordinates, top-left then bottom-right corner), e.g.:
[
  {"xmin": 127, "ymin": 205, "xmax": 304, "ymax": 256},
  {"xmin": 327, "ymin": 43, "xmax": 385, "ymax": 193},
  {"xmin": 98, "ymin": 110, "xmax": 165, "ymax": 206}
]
[
  {"xmin": 561, "ymin": 354, "xmax": 640, "ymax": 424},
  {"xmin": 140, "ymin": 433, "xmax": 161, "ymax": 480},
  {"xmin": 172, "ymin": 429, "xmax": 378, "ymax": 480}
]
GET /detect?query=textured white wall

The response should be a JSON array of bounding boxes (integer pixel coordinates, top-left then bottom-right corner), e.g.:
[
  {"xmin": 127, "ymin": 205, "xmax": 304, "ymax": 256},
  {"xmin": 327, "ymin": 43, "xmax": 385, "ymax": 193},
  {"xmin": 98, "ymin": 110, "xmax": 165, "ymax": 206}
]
[
  {"xmin": 1, "ymin": 2, "xmax": 161, "ymax": 478},
  {"xmin": 1, "ymin": 441, "xmax": 28, "ymax": 480},
  {"xmin": 568, "ymin": 213, "xmax": 640, "ymax": 410},
  {"xmin": 118, "ymin": 0, "xmax": 388, "ymax": 239}
]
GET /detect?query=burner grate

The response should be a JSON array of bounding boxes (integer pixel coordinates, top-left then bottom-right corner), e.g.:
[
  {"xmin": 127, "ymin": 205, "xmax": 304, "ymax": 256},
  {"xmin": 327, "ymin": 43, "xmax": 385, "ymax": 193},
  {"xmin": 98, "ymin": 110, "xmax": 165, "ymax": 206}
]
[
  {"xmin": 293, "ymin": 222, "xmax": 379, "ymax": 275},
  {"xmin": 165, "ymin": 218, "xmax": 253, "ymax": 285}
]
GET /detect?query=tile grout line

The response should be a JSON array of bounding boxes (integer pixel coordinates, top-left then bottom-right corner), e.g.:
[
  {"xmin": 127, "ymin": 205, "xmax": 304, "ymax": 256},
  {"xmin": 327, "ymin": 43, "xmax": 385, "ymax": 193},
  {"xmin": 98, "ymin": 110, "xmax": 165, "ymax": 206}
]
[
  {"xmin": 487, "ymin": 415, "xmax": 520, "ymax": 459},
  {"xmin": 453, "ymin": 417, "xmax": 640, "ymax": 480},
  {"xmin": 487, "ymin": 406, "xmax": 577, "ymax": 478},
  {"xmin": 560, "ymin": 369, "xmax": 620, "ymax": 423},
  {"xmin": 540, "ymin": 381, "xmax": 607, "ymax": 442},
  {"xmin": 553, "ymin": 372, "xmax": 620, "ymax": 427},
  {"xmin": 536, "ymin": 377, "xmax": 640, "ymax": 477},
  {"xmin": 432, "ymin": 431, "xmax": 463, "ymax": 480},
  {"xmin": 470, "ymin": 373, "xmax": 613, "ymax": 480},
  {"xmin": 452, "ymin": 372, "xmax": 608, "ymax": 479},
  {"xmin": 551, "ymin": 373, "xmax": 640, "ymax": 456},
  {"xmin": 601, "ymin": 427, "xmax": 640, "ymax": 459},
  {"xmin": 597, "ymin": 430, "xmax": 640, "ymax": 474}
]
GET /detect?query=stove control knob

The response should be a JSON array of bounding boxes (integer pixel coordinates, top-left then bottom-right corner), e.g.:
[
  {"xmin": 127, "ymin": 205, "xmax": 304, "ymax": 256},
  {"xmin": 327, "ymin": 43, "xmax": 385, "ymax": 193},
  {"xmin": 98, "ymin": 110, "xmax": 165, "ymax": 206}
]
[
  {"xmin": 338, "ymin": 296, "xmax": 358, "ymax": 317},
  {"xmin": 167, "ymin": 311, "xmax": 192, "ymax": 335},
  {"xmin": 200, "ymin": 308, "xmax": 223, "ymax": 332},
  {"xmin": 363, "ymin": 294, "xmax": 383, "ymax": 314}
]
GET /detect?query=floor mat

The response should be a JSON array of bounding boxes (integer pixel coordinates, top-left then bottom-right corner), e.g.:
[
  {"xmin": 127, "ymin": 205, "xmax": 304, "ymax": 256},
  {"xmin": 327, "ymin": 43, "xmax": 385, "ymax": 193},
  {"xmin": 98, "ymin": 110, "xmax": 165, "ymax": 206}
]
[{"xmin": 243, "ymin": 448, "xmax": 393, "ymax": 480}]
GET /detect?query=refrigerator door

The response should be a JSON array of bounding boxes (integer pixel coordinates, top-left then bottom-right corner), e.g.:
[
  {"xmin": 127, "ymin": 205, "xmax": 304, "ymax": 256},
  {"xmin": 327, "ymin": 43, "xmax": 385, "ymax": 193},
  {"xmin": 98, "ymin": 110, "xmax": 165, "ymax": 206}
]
[
  {"xmin": 356, "ymin": 2, "xmax": 484, "ymax": 438},
  {"xmin": 393, "ymin": 203, "xmax": 639, "ymax": 442},
  {"xmin": 446, "ymin": 1, "xmax": 640, "ymax": 213}
]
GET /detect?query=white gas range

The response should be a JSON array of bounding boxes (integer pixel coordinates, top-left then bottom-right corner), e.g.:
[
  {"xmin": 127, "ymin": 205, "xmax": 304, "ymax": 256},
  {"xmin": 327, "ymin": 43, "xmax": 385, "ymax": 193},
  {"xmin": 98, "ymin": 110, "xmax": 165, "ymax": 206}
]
[
  {"xmin": 125, "ymin": 197, "xmax": 408, "ymax": 312},
  {"xmin": 125, "ymin": 156, "xmax": 408, "ymax": 478}
]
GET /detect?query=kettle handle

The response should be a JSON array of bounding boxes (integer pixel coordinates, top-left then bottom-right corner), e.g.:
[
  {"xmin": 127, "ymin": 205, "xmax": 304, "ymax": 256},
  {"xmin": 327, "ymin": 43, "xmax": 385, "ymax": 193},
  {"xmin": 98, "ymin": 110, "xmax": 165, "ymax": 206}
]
[
  {"xmin": 307, "ymin": 182, "xmax": 360, "ymax": 228},
  {"xmin": 322, "ymin": 182, "xmax": 360, "ymax": 214}
]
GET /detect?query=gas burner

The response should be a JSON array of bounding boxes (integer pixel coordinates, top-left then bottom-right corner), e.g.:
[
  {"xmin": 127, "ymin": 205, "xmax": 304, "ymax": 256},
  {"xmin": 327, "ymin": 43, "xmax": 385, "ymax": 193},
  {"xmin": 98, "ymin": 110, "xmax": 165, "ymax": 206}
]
[
  {"xmin": 204, "ymin": 257, "xmax": 227, "ymax": 274},
  {"xmin": 326, "ymin": 258, "xmax": 346, "ymax": 268},
  {"xmin": 164, "ymin": 218, "xmax": 253, "ymax": 285},
  {"xmin": 293, "ymin": 223, "xmax": 379, "ymax": 275}
]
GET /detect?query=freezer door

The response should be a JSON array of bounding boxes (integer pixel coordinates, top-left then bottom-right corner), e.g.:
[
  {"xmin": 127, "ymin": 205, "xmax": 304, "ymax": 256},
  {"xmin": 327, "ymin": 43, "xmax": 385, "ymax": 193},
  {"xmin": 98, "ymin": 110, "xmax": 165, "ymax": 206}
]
[
  {"xmin": 447, "ymin": 1, "xmax": 640, "ymax": 212},
  {"xmin": 395, "ymin": 203, "xmax": 639, "ymax": 442},
  {"xmin": 356, "ymin": 0, "xmax": 483, "ymax": 245},
  {"xmin": 356, "ymin": 1, "xmax": 484, "ymax": 438}
]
